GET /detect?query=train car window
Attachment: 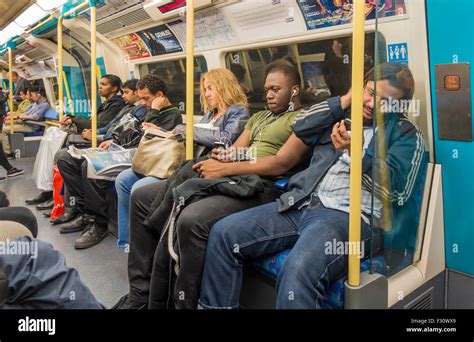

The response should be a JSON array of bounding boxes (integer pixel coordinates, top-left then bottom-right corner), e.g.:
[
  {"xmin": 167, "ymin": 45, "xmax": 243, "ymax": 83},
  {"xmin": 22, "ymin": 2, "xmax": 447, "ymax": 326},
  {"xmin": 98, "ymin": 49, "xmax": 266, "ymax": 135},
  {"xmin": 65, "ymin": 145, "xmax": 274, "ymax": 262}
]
[
  {"xmin": 29, "ymin": 79, "xmax": 46, "ymax": 90},
  {"xmin": 48, "ymin": 29, "xmax": 94, "ymax": 117},
  {"xmin": 48, "ymin": 77, "xmax": 59, "ymax": 103},
  {"xmin": 369, "ymin": 7, "xmax": 430, "ymax": 279},
  {"xmin": 225, "ymin": 33, "xmax": 385, "ymax": 115},
  {"xmin": 138, "ymin": 56, "xmax": 208, "ymax": 114}
]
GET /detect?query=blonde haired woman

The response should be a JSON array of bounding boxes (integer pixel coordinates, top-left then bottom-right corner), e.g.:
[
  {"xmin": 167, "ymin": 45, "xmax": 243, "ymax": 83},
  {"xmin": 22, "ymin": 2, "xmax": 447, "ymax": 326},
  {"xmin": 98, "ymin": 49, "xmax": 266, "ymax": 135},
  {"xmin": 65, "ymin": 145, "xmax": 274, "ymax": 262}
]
[
  {"xmin": 173, "ymin": 67, "xmax": 249, "ymax": 148},
  {"xmin": 115, "ymin": 68, "xmax": 249, "ymax": 248}
]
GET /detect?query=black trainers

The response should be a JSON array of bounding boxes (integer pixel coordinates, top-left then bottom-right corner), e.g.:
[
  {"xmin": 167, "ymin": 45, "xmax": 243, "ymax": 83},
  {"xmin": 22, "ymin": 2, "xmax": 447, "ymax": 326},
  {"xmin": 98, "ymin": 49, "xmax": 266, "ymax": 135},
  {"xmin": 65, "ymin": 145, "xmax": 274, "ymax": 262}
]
[
  {"xmin": 7, "ymin": 168, "xmax": 24, "ymax": 178},
  {"xmin": 111, "ymin": 294, "xmax": 147, "ymax": 310},
  {"xmin": 74, "ymin": 222, "xmax": 108, "ymax": 249},
  {"xmin": 0, "ymin": 176, "xmax": 5, "ymax": 181}
]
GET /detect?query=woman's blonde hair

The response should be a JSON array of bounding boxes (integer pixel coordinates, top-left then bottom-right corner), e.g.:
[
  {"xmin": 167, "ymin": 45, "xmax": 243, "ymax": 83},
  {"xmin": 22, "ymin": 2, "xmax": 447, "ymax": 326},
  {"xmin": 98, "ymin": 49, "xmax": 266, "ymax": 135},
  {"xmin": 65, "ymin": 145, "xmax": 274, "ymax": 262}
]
[{"xmin": 200, "ymin": 68, "xmax": 248, "ymax": 114}]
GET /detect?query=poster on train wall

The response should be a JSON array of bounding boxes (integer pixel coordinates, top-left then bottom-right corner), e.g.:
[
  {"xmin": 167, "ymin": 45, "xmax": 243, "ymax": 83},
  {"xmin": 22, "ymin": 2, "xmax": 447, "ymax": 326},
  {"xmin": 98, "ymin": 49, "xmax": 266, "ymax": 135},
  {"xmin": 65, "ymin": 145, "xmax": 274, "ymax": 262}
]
[
  {"xmin": 136, "ymin": 25, "xmax": 183, "ymax": 56},
  {"xmin": 297, "ymin": 0, "xmax": 407, "ymax": 30},
  {"xmin": 113, "ymin": 25, "xmax": 183, "ymax": 61},
  {"xmin": 113, "ymin": 33, "xmax": 151, "ymax": 61}
]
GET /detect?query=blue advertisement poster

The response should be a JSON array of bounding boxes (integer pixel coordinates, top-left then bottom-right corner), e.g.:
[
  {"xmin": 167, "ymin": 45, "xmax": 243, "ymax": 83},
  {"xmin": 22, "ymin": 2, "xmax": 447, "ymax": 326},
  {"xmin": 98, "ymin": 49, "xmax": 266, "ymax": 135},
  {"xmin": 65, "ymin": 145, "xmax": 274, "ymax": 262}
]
[
  {"xmin": 297, "ymin": 0, "xmax": 407, "ymax": 30},
  {"xmin": 136, "ymin": 25, "xmax": 183, "ymax": 56}
]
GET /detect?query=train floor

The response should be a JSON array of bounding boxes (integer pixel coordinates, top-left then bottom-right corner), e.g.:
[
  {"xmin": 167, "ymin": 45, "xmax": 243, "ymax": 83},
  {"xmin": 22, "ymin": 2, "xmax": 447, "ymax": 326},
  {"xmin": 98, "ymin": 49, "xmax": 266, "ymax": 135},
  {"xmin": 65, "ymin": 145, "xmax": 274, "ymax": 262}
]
[{"xmin": 2, "ymin": 157, "xmax": 129, "ymax": 308}]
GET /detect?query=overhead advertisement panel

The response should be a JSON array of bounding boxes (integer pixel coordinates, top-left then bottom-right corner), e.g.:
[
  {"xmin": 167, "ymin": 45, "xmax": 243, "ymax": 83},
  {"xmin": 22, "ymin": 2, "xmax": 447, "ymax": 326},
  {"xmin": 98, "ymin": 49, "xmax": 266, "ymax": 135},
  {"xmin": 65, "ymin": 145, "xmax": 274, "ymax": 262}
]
[
  {"xmin": 113, "ymin": 24, "xmax": 183, "ymax": 61},
  {"xmin": 296, "ymin": 0, "xmax": 407, "ymax": 30}
]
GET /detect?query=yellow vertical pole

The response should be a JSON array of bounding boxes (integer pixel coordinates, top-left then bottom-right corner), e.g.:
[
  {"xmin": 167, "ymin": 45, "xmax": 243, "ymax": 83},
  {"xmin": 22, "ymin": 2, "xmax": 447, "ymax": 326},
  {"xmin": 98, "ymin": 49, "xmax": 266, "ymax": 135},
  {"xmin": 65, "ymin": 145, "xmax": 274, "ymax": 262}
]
[
  {"xmin": 291, "ymin": 45, "xmax": 305, "ymax": 89},
  {"xmin": 185, "ymin": 0, "xmax": 194, "ymax": 160},
  {"xmin": 62, "ymin": 71, "xmax": 75, "ymax": 117},
  {"xmin": 90, "ymin": 4, "xmax": 98, "ymax": 148},
  {"xmin": 8, "ymin": 48, "xmax": 14, "ymax": 135},
  {"xmin": 347, "ymin": 0, "xmax": 366, "ymax": 287},
  {"xmin": 58, "ymin": 17, "xmax": 64, "ymax": 121},
  {"xmin": 241, "ymin": 53, "xmax": 253, "ymax": 91}
]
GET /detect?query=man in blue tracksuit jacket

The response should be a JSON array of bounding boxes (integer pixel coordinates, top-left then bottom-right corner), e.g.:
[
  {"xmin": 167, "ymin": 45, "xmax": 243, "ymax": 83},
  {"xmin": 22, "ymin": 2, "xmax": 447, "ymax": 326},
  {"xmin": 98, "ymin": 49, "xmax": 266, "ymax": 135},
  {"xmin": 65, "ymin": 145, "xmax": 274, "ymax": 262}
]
[{"xmin": 198, "ymin": 62, "xmax": 426, "ymax": 309}]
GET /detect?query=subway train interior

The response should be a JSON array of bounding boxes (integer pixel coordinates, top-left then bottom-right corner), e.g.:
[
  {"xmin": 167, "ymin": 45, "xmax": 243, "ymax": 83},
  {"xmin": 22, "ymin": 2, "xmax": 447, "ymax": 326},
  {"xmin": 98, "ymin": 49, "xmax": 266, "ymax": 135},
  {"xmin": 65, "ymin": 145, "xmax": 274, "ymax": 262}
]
[{"xmin": 0, "ymin": 0, "xmax": 472, "ymax": 324}]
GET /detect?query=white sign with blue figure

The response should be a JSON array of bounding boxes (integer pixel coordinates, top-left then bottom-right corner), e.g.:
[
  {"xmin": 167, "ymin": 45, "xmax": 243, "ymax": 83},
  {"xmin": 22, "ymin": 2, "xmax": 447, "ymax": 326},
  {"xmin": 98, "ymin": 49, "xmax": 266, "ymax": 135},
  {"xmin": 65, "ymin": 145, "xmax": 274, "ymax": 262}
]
[{"xmin": 388, "ymin": 43, "xmax": 409, "ymax": 65}]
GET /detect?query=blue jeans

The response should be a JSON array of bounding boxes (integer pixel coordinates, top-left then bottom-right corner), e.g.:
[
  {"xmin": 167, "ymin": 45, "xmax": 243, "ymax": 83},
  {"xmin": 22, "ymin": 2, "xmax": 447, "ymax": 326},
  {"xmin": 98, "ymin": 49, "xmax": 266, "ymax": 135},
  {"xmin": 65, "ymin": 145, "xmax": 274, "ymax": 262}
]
[
  {"xmin": 115, "ymin": 168, "xmax": 161, "ymax": 249},
  {"xmin": 199, "ymin": 197, "xmax": 381, "ymax": 309}
]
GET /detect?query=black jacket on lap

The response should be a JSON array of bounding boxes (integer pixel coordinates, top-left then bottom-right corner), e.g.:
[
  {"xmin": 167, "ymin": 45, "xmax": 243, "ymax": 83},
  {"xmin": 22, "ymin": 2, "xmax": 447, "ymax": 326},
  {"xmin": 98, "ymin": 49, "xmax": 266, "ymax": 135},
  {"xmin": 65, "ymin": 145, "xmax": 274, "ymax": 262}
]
[{"xmin": 72, "ymin": 95, "xmax": 126, "ymax": 132}]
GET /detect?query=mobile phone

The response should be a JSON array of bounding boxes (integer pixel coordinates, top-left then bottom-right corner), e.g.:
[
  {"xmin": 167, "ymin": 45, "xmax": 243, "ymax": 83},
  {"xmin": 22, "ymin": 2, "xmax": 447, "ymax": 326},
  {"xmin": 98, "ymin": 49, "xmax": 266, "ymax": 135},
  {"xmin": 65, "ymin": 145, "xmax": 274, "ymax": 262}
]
[
  {"xmin": 344, "ymin": 118, "xmax": 352, "ymax": 131},
  {"xmin": 214, "ymin": 141, "xmax": 226, "ymax": 149},
  {"xmin": 343, "ymin": 119, "xmax": 352, "ymax": 139}
]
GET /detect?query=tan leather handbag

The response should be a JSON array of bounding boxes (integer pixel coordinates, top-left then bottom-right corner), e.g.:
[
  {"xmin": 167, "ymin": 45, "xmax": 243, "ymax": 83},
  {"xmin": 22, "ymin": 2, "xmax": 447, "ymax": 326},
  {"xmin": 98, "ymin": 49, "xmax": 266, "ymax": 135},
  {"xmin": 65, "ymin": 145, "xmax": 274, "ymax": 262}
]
[{"xmin": 131, "ymin": 127, "xmax": 185, "ymax": 179}]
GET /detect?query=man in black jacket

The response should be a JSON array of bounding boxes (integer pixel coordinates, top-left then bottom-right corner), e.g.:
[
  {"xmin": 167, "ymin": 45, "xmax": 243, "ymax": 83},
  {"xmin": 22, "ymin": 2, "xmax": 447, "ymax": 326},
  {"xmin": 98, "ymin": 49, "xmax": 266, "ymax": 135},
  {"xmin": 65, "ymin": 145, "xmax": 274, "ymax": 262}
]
[{"xmin": 57, "ymin": 75, "xmax": 182, "ymax": 249}]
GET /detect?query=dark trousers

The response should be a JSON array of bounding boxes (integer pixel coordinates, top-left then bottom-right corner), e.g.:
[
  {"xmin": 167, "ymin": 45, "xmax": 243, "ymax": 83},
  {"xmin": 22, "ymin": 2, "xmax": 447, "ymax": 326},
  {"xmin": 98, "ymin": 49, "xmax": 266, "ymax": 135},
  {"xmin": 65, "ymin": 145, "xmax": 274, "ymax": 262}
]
[
  {"xmin": 56, "ymin": 148, "xmax": 109, "ymax": 225},
  {"xmin": 0, "ymin": 140, "xmax": 12, "ymax": 171},
  {"xmin": 0, "ymin": 207, "xmax": 38, "ymax": 237},
  {"xmin": 128, "ymin": 181, "xmax": 281, "ymax": 309},
  {"xmin": 1, "ymin": 236, "xmax": 104, "ymax": 309}
]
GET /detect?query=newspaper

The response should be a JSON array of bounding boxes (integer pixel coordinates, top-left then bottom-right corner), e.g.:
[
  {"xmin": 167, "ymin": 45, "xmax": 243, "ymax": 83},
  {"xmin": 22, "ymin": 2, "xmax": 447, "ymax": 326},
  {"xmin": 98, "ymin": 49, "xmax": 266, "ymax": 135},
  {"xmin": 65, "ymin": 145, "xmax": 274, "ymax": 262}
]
[{"xmin": 67, "ymin": 143, "xmax": 136, "ymax": 181}]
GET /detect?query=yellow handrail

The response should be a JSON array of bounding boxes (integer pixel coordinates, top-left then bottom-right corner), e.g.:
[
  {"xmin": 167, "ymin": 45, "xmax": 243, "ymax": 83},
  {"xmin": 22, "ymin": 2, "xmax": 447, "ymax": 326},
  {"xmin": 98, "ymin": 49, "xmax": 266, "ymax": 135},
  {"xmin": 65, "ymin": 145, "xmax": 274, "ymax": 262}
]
[
  {"xmin": 62, "ymin": 71, "xmax": 75, "ymax": 117},
  {"xmin": 63, "ymin": 1, "xmax": 89, "ymax": 18},
  {"xmin": 90, "ymin": 4, "xmax": 98, "ymax": 148},
  {"xmin": 347, "ymin": 0, "xmax": 366, "ymax": 287},
  {"xmin": 292, "ymin": 45, "xmax": 305, "ymax": 89},
  {"xmin": 185, "ymin": 0, "xmax": 195, "ymax": 160},
  {"xmin": 179, "ymin": 59, "xmax": 185, "ymax": 74},
  {"xmin": 8, "ymin": 48, "xmax": 14, "ymax": 135},
  {"xmin": 57, "ymin": 18, "xmax": 64, "ymax": 121},
  {"xmin": 96, "ymin": 64, "xmax": 102, "ymax": 82},
  {"xmin": 26, "ymin": 16, "xmax": 55, "ymax": 34},
  {"xmin": 241, "ymin": 52, "xmax": 254, "ymax": 91}
]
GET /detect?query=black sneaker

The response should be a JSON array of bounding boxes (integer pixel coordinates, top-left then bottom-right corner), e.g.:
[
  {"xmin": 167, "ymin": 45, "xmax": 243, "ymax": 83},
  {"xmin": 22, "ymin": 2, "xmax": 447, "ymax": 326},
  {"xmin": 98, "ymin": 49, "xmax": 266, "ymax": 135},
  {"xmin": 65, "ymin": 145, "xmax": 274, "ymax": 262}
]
[
  {"xmin": 7, "ymin": 168, "xmax": 24, "ymax": 178},
  {"xmin": 74, "ymin": 222, "xmax": 108, "ymax": 249},
  {"xmin": 0, "ymin": 176, "xmax": 6, "ymax": 181}
]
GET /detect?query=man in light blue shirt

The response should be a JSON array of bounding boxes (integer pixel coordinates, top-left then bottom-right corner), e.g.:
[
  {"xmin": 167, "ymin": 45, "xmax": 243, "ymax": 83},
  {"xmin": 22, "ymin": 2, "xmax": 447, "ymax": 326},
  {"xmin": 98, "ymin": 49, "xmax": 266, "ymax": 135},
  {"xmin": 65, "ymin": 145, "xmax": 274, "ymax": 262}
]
[{"xmin": 1, "ymin": 86, "xmax": 50, "ymax": 155}]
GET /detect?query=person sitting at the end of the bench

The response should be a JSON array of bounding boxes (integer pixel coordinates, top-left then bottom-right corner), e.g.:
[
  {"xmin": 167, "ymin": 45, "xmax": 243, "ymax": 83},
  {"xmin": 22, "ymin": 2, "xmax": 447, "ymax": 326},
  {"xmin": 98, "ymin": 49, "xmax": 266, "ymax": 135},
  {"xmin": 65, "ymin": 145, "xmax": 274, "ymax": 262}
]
[{"xmin": 2, "ymin": 86, "xmax": 49, "ymax": 157}]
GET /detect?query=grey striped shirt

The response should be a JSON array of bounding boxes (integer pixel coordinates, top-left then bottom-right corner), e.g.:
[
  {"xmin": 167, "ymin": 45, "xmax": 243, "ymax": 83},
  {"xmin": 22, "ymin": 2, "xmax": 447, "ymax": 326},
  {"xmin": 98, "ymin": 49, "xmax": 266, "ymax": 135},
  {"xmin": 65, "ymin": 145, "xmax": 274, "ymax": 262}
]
[{"xmin": 314, "ymin": 127, "xmax": 381, "ymax": 224}]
